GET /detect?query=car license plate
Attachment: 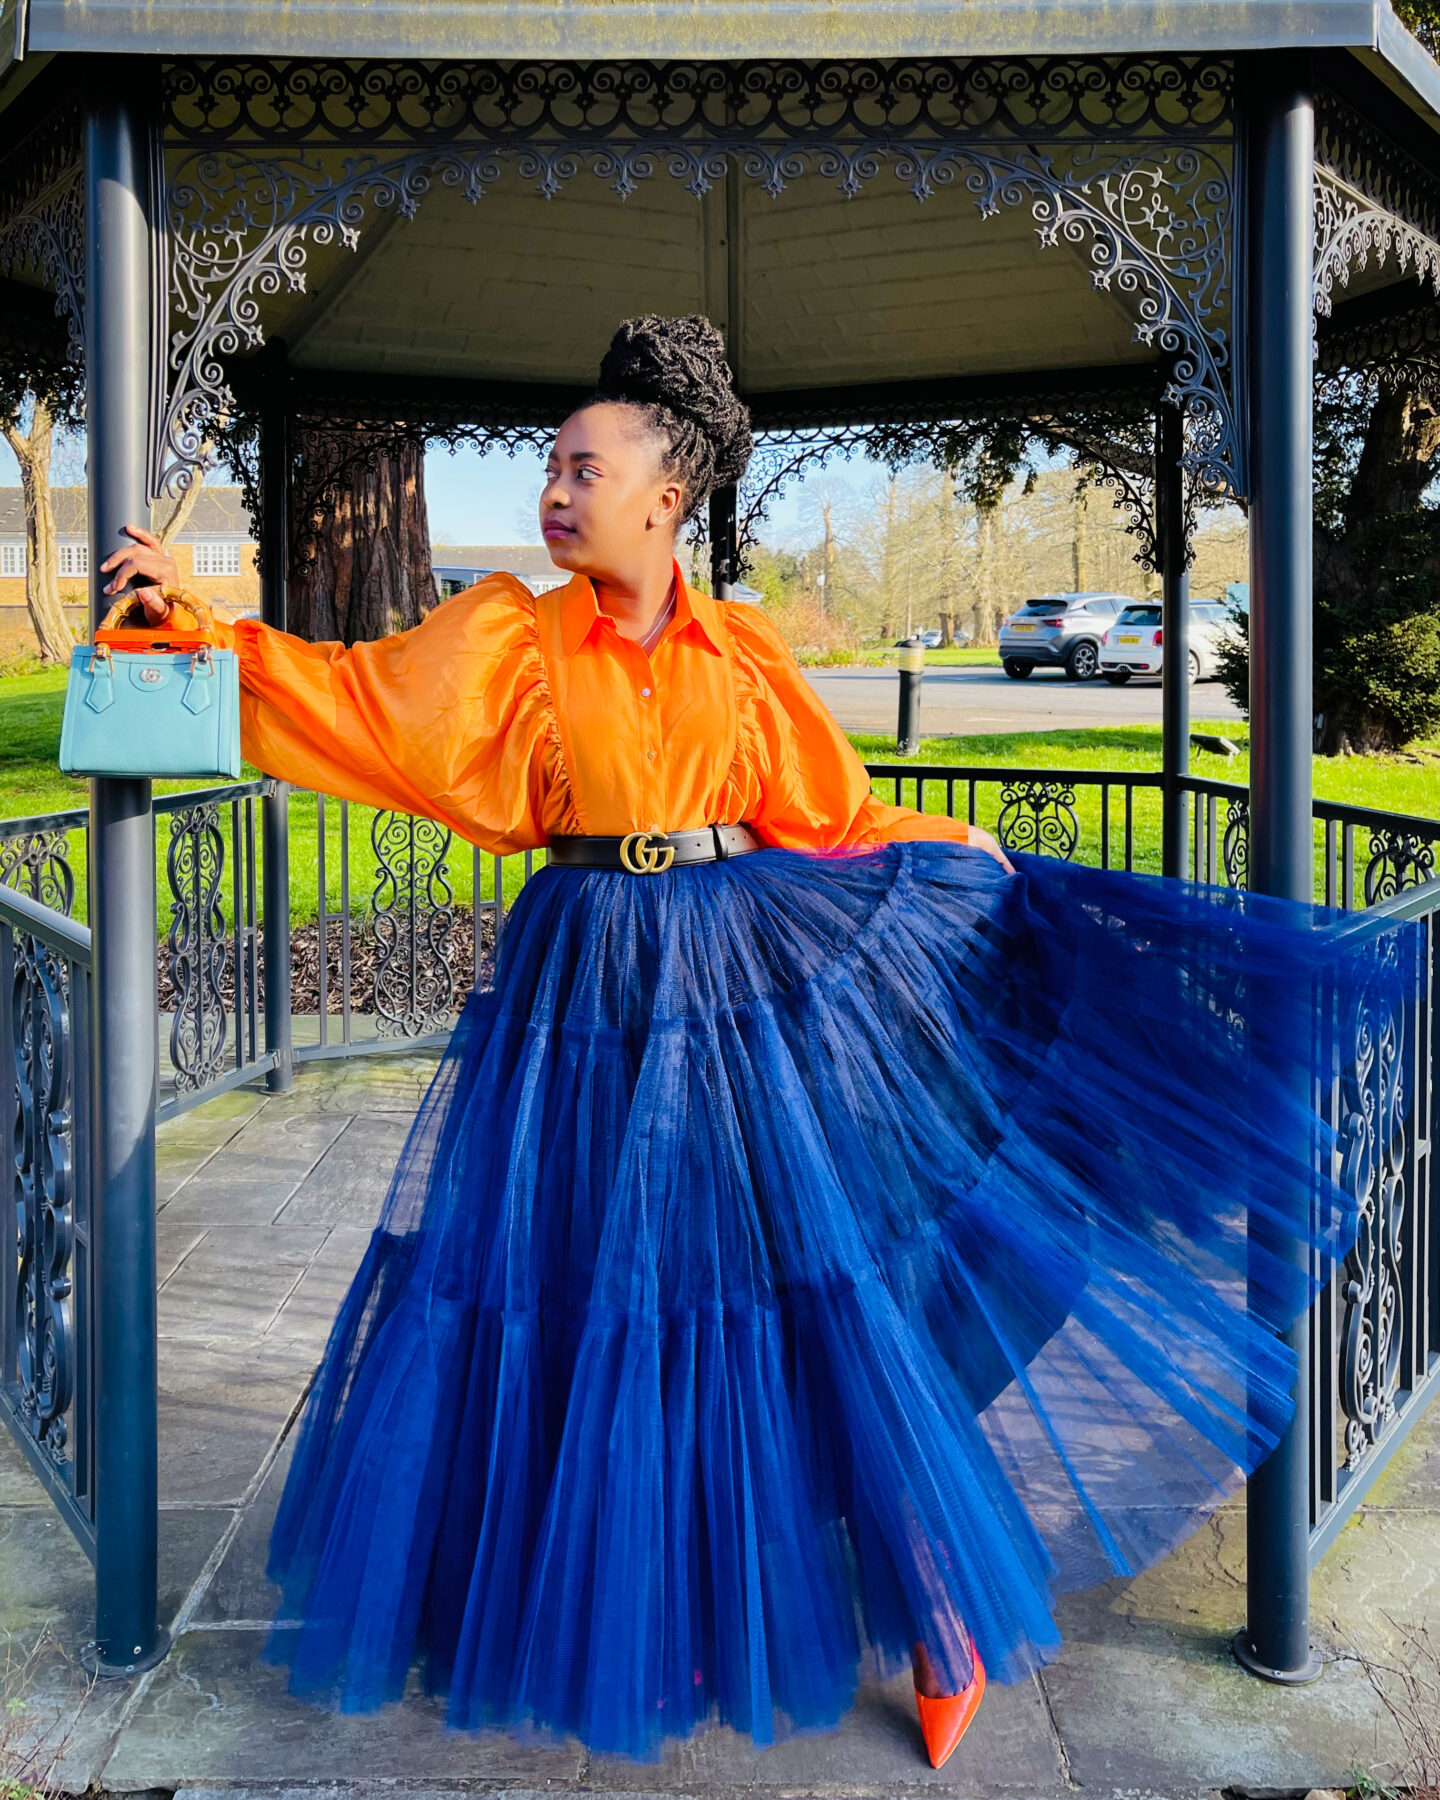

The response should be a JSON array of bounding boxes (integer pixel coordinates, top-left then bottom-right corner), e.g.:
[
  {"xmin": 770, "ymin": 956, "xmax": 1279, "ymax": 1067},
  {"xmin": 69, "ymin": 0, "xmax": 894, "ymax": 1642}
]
[
  {"xmin": 1117, "ymin": 634, "xmax": 1140, "ymax": 643},
  {"xmin": 1011, "ymin": 623, "xmax": 1036, "ymax": 633}
]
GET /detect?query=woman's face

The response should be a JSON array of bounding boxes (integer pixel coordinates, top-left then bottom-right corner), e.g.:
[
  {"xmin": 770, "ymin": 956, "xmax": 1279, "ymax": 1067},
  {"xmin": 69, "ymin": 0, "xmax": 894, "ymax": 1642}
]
[{"xmin": 540, "ymin": 403, "xmax": 685, "ymax": 581}]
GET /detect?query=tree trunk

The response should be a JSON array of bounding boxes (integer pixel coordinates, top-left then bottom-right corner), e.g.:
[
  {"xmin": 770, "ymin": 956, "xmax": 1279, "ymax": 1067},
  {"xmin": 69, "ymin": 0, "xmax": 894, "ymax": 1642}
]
[
  {"xmin": 3, "ymin": 397, "xmax": 72, "ymax": 663},
  {"xmin": 289, "ymin": 430, "xmax": 438, "ymax": 644},
  {"xmin": 1344, "ymin": 387, "xmax": 1440, "ymax": 526},
  {"xmin": 938, "ymin": 610, "xmax": 955, "ymax": 647},
  {"xmin": 154, "ymin": 450, "xmax": 213, "ymax": 548},
  {"xmin": 1072, "ymin": 476, "xmax": 1090, "ymax": 591}
]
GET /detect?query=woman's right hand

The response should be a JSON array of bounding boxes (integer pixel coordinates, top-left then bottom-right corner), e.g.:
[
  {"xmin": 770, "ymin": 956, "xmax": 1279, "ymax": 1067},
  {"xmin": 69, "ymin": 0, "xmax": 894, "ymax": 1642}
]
[{"xmin": 99, "ymin": 523, "xmax": 181, "ymax": 623}]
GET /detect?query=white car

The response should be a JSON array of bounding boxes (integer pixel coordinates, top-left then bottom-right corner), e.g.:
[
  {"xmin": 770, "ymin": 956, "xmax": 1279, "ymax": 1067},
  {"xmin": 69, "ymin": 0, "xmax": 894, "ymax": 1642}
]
[{"xmin": 1099, "ymin": 601, "xmax": 1232, "ymax": 685}]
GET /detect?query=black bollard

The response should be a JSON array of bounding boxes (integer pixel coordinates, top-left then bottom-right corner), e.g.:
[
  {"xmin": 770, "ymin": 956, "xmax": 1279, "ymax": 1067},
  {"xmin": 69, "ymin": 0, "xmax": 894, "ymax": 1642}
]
[{"xmin": 896, "ymin": 635, "xmax": 925, "ymax": 754}]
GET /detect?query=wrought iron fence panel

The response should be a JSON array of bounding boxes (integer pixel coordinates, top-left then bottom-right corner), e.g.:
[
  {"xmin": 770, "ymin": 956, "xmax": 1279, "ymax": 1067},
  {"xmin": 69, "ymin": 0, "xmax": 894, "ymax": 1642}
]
[
  {"xmin": 154, "ymin": 784, "xmax": 267, "ymax": 1121},
  {"xmin": 0, "ymin": 822, "xmax": 82, "ymax": 918},
  {"xmin": 311, "ymin": 792, "xmax": 355, "ymax": 1053},
  {"xmin": 865, "ymin": 764, "xmax": 1164, "ymax": 870},
  {"xmin": 1182, "ymin": 777, "xmax": 1440, "ymax": 908},
  {"xmin": 1310, "ymin": 875, "xmax": 1440, "ymax": 1560},
  {"xmin": 369, "ymin": 811, "xmax": 456, "ymax": 1038},
  {"xmin": 0, "ymin": 883, "xmax": 95, "ymax": 1555}
]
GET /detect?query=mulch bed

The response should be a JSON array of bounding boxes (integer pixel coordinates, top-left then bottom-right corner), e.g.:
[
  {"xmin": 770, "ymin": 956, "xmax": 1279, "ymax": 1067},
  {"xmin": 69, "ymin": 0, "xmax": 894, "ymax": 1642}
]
[{"xmin": 156, "ymin": 910, "xmax": 497, "ymax": 1015}]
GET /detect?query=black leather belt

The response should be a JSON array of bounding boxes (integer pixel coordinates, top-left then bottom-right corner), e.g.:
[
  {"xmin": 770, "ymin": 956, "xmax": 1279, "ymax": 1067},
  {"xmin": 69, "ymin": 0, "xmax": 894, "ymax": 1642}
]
[{"xmin": 547, "ymin": 823, "xmax": 761, "ymax": 873}]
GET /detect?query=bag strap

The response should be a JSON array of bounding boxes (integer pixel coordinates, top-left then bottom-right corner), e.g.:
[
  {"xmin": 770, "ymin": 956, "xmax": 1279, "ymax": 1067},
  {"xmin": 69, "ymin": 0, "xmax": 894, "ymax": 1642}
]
[{"xmin": 97, "ymin": 591, "xmax": 219, "ymax": 641}]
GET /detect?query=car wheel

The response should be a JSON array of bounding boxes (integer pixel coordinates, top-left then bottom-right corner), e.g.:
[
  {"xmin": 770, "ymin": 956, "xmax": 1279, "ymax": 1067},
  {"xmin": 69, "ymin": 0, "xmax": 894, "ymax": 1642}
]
[
  {"xmin": 1003, "ymin": 658, "xmax": 1034, "ymax": 679},
  {"xmin": 1065, "ymin": 641, "xmax": 1099, "ymax": 680},
  {"xmin": 1187, "ymin": 650, "xmax": 1201, "ymax": 684},
  {"xmin": 1103, "ymin": 669, "xmax": 1131, "ymax": 686}
]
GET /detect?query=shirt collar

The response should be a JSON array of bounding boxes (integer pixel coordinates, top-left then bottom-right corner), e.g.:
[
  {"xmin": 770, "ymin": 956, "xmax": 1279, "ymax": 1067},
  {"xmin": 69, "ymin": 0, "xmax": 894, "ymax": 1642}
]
[{"xmin": 556, "ymin": 562, "xmax": 725, "ymax": 660}]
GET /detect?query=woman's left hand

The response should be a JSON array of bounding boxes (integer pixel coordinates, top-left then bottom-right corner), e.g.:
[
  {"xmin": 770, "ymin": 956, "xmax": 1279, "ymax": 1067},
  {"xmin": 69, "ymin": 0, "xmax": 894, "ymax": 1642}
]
[{"xmin": 967, "ymin": 825, "xmax": 1016, "ymax": 874}]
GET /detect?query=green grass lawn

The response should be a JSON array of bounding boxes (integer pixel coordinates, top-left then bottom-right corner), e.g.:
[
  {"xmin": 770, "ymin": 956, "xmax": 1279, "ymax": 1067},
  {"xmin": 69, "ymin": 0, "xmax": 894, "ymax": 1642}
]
[
  {"xmin": 860, "ymin": 646, "xmax": 1001, "ymax": 668},
  {"xmin": 3, "ymin": 664, "xmax": 1437, "ymax": 925}
]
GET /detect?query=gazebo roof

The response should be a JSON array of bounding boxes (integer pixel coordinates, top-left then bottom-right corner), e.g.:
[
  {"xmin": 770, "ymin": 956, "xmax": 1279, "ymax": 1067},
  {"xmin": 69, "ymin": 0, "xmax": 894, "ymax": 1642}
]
[{"xmin": 10, "ymin": 0, "xmax": 1436, "ymax": 72}]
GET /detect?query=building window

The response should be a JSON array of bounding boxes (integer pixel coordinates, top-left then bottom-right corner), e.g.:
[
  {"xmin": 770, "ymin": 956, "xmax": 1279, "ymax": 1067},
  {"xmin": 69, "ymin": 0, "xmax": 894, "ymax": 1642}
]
[
  {"xmin": 0, "ymin": 543, "xmax": 23, "ymax": 578},
  {"xmin": 58, "ymin": 543, "xmax": 88, "ymax": 578},
  {"xmin": 192, "ymin": 541, "xmax": 243, "ymax": 577}
]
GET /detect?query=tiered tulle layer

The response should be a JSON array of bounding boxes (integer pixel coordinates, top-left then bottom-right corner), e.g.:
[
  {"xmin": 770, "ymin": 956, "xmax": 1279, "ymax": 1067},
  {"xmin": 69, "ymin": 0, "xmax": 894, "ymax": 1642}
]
[{"xmin": 265, "ymin": 841, "xmax": 1418, "ymax": 1758}]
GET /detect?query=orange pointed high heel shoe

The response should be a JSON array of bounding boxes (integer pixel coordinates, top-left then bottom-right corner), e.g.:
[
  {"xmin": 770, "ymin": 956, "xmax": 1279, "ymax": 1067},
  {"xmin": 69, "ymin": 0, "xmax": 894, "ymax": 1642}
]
[{"xmin": 912, "ymin": 1642, "xmax": 986, "ymax": 1770}]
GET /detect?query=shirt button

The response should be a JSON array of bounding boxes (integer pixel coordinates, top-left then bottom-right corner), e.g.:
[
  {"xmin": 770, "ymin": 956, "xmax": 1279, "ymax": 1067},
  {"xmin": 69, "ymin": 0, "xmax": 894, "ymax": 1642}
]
[
  {"xmin": 640, "ymin": 686, "xmax": 651, "ymax": 698},
  {"xmin": 646, "ymin": 749, "xmax": 657, "ymax": 760}
]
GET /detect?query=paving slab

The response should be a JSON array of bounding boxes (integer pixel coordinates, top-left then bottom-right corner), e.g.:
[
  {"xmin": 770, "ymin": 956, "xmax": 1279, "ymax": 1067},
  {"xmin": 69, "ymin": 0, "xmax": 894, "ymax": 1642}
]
[
  {"xmin": 0, "ymin": 1503, "xmax": 230, "ymax": 1793},
  {"xmin": 1040, "ymin": 1504, "xmax": 1404, "ymax": 1792},
  {"xmin": 103, "ymin": 1629, "xmax": 586, "ymax": 1789},
  {"xmin": 159, "ymin": 1112, "xmax": 353, "ymax": 1226},
  {"xmin": 597, "ymin": 1668, "xmax": 1068, "ymax": 1795},
  {"xmin": 159, "ymin": 1223, "xmax": 332, "ymax": 1341},
  {"xmin": 275, "ymin": 1113, "xmax": 413, "ymax": 1227},
  {"xmin": 260, "ymin": 1052, "xmax": 443, "ymax": 1118},
  {"xmin": 157, "ymin": 1088, "xmax": 268, "ymax": 1202},
  {"xmin": 158, "ymin": 1358, "xmax": 308, "ymax": 1507}
]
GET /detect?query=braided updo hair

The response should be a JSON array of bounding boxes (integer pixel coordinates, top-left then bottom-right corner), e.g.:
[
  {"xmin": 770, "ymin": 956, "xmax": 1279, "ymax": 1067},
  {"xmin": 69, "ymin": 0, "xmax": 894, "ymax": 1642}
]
[{"xmin": 590, "ymin": 314, "xmax": 752, "ymax": 524}]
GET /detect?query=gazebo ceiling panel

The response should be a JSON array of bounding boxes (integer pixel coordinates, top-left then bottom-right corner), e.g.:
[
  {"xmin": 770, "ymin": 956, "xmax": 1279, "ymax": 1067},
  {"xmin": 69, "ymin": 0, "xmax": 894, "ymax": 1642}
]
[
  {"xmin": 284, "ymin": 175, "xmax": 709, "ymax": 384},
  {"xmin": 23, "ymin": 0, "xmax": 1391, "ymax": 61},
  {"xmin": 734, "ymin": 178, "xmax": 1145, "ymax": 388},
  {"xmin": 277, "ymin": 168, "xmax": 1147, "ymax": 394}
]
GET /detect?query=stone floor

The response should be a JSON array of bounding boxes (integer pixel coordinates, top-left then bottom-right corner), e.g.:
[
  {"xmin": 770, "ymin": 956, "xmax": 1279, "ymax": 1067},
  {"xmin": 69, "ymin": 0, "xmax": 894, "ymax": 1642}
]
[{"xmin": 2, "ymin": 1050, "xmax": 1438, "ymax": 1799}]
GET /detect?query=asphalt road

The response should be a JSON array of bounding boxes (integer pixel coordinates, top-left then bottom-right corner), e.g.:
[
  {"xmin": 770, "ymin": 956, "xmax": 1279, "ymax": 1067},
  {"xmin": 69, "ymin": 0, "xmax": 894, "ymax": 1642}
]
[{"xmin": 804, "ymin": 663, "xmax": 1246, "ymax": 737}]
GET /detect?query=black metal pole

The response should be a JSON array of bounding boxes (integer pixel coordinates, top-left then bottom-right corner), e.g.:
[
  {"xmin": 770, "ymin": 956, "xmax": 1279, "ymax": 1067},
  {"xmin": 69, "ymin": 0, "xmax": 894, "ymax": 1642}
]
[
  {"xmin": 1159, "ymin": 400, "xmax": 1190, "ymax": 879},
  {"xmin": 83, "ymin": 81, "xmax": 169, "ymax": 1677},
  {"xmin": 258, "ymin": 343, "xmax": 294, "ymax": 1093},
  {"xmin": 1233, "ymin": 55, "xmax": 1320, "ymax": 1688},
  {"xmin": 709, "ymin": 484, "xmax": 738, "ymax": 601},
  {"xmin": 896, "ymin": 637, "xmax": 924, "ymax": 754}
]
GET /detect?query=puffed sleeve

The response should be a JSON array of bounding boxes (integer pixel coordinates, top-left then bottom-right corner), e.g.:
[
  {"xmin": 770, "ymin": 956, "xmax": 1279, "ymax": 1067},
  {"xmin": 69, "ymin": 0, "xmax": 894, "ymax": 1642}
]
[
  {"xmin": 179, "ymin": 576, "xmax": 561, "ymax": 856},
  {"xmin": 724, "ymin": 604, "xmax": 970, "ymax": 850}
]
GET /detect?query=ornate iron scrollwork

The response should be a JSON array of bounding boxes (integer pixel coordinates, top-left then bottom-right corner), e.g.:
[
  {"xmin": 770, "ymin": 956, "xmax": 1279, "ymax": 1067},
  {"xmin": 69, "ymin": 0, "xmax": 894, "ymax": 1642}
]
[
  {"xmin": 0, "ymin": 831, "xmax": 77, "ymax": 918},
  {"xmin": 996, "ymin": 780, "xmax": 1080, "ymax": 858},
  {"xmin": 1222, "ymin": 796, "xmax": 1249, "ymax": 889},
  {"xmin": 1314, "ymin": 92, "xmax": 1440, "ymax": 320},
  {"xmin": 163, "ymin": 56, "xmax": 1233, "ymax": 148},
  {"xmin": 166, "ymin": 803, "xmax": 230, "ymax": 1092},
  {"xmin": 1336, "ymin": 940, "xmax": 1407, "ymax": 1467},
  {"xmin": 369, "ymin": 812, "xmax": 457, "ymax": 1036},
  {"xmin": 0, "ymin": 103, "xmax": 85, "ymax": 360},
  {"xmin": 11, "ymin": 931, "xmax": 75, "ymax": 1466},
  {"xmin": 1363, "ymin": 827, "xmax": 1438, "ymax": 906},
  {"xmin": 158, "ymin": 55, "xmax": 1240, "ymax": 501}
]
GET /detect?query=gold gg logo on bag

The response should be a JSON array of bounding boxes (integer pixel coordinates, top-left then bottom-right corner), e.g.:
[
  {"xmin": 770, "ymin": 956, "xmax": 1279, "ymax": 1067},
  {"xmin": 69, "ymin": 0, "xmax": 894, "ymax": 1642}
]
[{"xmin": 619, "ymin": 829, "xmax": 676, "ymax": 874}]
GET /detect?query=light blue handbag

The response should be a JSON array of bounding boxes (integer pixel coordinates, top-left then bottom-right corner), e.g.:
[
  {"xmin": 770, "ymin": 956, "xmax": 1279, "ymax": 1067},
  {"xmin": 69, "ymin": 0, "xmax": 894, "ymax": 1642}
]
[{"xmin": 58, "ymin": 595, "xmax": 242, "ymax": 780}]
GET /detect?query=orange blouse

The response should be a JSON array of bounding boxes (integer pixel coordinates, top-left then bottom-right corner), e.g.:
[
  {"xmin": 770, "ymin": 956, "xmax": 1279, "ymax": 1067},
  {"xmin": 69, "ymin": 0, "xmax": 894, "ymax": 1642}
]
[{"xmin": 199, "ymin": 564, "xmax": 969, "ymax": 857}]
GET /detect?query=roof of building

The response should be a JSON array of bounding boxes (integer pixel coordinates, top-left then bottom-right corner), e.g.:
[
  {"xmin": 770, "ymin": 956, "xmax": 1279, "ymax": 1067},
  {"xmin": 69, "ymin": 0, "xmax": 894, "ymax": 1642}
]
[
  {"xmin": 431, "ymin": 545, "xmax": 563, "ymax": 580},
  {"xmin": 0, "ymin": 487, "xmax": 254, "ymax": 540}
]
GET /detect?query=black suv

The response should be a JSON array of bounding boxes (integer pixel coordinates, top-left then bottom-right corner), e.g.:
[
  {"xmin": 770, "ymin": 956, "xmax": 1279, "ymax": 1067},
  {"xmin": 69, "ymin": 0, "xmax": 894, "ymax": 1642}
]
[{"xmin": 998, "ymin": 592, "xmax": 1134, "ymax": 680}]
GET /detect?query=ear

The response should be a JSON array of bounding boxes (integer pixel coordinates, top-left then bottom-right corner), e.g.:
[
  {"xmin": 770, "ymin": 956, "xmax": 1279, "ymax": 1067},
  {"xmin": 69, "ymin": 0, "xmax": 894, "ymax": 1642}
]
[{"xmin": 648, "ymin": 477, "xmax": 687, "ymax": 534}]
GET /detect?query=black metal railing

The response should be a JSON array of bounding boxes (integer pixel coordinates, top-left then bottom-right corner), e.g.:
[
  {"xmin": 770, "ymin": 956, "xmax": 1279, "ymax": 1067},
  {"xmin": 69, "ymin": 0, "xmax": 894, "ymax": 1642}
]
[
  {"xmin": 0, "ymin": 880, "xmax": 96, "ymax": 1556},
  {"xmin": 1, "ymin": 763, "xmax": 1437, "ymax": 1614}
]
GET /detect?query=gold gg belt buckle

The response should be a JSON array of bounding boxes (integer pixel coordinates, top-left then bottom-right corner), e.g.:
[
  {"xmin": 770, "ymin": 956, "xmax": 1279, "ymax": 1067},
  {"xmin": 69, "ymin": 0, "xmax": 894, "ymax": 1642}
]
[{"xmin": 619, "ymin": 829, "xmax": 676, "ymax": 874}]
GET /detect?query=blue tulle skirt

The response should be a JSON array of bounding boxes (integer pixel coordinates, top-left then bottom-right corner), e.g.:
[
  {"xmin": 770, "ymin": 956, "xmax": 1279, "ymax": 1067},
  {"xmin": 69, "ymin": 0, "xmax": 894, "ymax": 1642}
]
[{"xmin": 264, "ymin": 840, "xmax": 1418, "ymax": 1758}]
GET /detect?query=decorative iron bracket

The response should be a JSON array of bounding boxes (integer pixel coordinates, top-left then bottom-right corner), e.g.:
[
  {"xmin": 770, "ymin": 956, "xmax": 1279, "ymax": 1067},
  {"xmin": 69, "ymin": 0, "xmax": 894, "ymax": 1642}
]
[{"xmin": 1314, "ymin": 90, "xmax": 1440, "ymax": 321}]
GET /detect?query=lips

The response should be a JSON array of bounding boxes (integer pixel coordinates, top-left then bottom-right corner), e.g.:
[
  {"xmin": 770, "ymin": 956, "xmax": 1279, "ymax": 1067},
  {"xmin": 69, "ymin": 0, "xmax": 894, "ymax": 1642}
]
[{"xmin": 542, "ymin": 522, "xmax": 575, "ymax": 542}]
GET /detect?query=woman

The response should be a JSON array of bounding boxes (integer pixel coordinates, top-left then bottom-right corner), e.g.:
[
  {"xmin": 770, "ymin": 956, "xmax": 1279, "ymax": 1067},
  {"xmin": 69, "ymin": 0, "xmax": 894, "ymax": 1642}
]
[{"xmin": 105, "ymin": 315, "xmax": 1412, "ymax": 1770}]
